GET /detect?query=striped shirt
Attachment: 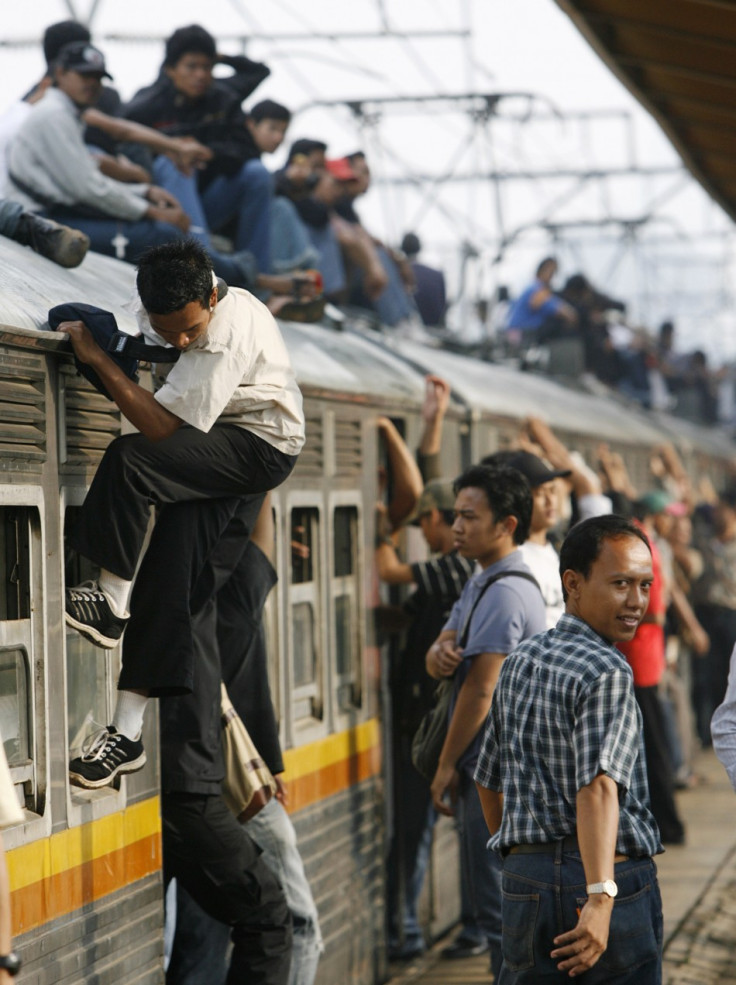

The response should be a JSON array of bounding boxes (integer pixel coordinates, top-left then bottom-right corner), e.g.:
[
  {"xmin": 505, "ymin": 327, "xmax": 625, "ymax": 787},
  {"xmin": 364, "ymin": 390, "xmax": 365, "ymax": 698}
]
[
  {"xmin": 475, "ymin": 613, "xmax": 662, "ymax": 858},
  {"xmin": 409, "ymin": 552, "xmax": 475, "ymax": 609}
]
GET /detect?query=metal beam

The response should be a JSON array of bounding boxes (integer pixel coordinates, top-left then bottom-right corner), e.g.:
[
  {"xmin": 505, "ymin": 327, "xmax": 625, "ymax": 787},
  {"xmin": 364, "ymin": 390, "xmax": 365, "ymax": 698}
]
[{"xmin": 372, "ymin": 165, "xmax": 684, "ymax": 185}]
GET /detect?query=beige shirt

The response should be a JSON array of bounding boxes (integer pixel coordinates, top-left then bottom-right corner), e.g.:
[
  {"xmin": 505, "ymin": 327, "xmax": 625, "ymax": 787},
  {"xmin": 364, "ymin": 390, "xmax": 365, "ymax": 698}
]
[{"xmin": 131, "ymin": 285, "xmax": 305, "ymax": 456}]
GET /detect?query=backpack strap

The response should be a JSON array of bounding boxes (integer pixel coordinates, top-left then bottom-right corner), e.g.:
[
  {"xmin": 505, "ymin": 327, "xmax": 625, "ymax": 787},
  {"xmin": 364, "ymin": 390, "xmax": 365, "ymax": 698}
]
[{"xmin": 458, "ymin": 569, "xmax": 541, "ymax": 649}]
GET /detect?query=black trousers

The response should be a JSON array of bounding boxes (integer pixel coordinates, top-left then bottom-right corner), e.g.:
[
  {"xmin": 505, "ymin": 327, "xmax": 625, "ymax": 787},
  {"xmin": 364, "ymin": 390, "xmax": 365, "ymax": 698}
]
[
  {"xmin": 71, "ymin": 424, "xmax": 295, "ymax": 580},
  {"xmin": 635, "ymin": 684, "xmax": 685, "ymax": 844},
  {"xmin": 162, "ymin": 792, "xmax": 292, "ymax": 985}
]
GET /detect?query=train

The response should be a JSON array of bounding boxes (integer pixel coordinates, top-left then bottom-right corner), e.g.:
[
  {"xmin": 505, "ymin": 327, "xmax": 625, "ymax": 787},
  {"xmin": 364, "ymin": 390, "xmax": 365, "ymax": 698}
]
[{"xmin": 0, "ymin": 235, "xmax": 733, "ymax": 985}]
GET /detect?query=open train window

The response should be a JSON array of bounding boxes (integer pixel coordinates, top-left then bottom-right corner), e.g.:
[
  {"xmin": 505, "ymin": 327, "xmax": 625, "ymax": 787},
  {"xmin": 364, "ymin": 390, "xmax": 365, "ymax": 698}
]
[
  {"xmin": 64, "ymin": 508, "xmax": 117, "ymax": 759},
  {"xmin": 0, "ymin": 506, "xmax": 41, "ymax": 813},
  {"xmin": 332, "ymin": 505, "xmax": 362, "ymax": 711},
  {"xmin": 289, "ymin": 507, "xmax": 323, "ymax": 722}
]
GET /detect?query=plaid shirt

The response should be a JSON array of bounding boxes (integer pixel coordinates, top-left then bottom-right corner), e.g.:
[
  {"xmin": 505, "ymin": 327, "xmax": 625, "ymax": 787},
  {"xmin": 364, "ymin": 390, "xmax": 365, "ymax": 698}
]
[{"xmin": 475, "ymin": 613, "xmax": 662, "ymax": 858}]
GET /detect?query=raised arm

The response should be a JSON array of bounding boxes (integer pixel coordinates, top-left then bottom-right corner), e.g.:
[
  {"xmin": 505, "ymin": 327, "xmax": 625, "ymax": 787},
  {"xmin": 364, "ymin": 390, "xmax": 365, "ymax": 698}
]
[
  {"xmin": 417, "ymin": 375, "xmax": 450, "ymax": 481},
  {"xmin": 378, "ymin": 416, "xmax": 424, "ymax": 528}
]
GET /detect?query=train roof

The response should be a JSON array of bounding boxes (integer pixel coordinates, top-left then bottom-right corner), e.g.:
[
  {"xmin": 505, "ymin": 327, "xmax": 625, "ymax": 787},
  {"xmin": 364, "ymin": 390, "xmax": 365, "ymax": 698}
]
[{"xmin": 555, "ymin": 0, "xmax": 736, "ymax": 225}]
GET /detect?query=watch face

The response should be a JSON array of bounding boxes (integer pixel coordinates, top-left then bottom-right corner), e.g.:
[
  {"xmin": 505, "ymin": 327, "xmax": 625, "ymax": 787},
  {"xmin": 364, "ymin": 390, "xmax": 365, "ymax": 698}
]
[
  {"xmin": 603, "ymin": 879, "xmax": 618, "ymax": 898},
  {"xmin": 0, "ymin": 951, "xmax": 20, "ymax": 974}
]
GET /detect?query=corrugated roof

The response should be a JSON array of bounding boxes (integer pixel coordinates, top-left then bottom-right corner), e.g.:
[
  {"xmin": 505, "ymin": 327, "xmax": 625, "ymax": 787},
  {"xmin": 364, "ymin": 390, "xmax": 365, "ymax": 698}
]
[{"xmin": 555, "ymin": 0, "xmax": 736, "ymax": 222}]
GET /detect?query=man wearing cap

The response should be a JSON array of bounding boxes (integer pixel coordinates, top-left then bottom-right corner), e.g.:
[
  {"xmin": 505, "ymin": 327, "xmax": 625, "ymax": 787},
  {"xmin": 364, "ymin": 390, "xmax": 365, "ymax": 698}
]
[
  {"xmin": 483, "ymin": 449, "xmax": 571, "ymax": 629},
  {"xmin": 376, "ymin": 478, "xmax": 475, "ymax": 959}
]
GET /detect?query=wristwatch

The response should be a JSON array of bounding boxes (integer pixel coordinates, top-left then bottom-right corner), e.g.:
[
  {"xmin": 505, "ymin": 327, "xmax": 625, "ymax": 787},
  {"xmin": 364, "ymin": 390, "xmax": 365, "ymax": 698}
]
[
  {"xmin": 0, "ymin": 952, "xmax": 21, "ymax": 976},
  {"xmin": 586, "ymin": 879, "xmax": 618, "ymax": 898}
]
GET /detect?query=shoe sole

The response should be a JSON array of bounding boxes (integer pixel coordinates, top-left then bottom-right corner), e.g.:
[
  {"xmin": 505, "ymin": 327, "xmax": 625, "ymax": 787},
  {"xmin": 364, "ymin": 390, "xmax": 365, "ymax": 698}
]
[
  {"xmin": 69, "ymin": 751, "xmax": 147, "ymax": 789},
  {"xmin": 65, "ymin": 611, "xmax": 124, "ymax": 649}
]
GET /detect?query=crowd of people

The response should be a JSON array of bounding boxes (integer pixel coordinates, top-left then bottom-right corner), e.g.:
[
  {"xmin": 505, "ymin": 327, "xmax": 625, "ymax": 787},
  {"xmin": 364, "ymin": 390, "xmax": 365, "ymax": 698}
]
[
  {"xmin": 497, "ymin": 257, "xmax": 728, "ymax": 426},
  {"xmin": 375, "ymin": 377, "xmax": 736, "ymax": 981},
  {"xmin": 0, "ymin": 19, "xmax": 446, "ymax": 333}
]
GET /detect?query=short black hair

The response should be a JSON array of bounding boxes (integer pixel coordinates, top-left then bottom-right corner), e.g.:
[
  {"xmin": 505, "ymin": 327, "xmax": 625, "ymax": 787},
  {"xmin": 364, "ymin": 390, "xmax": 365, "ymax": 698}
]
[
  {"xmin": 44, "ymin": 20, "xmax": 90, "ymax": 67},
  {"xmin": 136, "ymin": 240, "xmax": 213, "ymax": 315},
  {"xmin": 536, "ymin": 256, "xmax": 557, "ymax": 277},
  {"xmin": 559, "ymin": 514, "xmax": 651, "ymax": 599},
  {"xmin": 401, "ymin": 232, "xmax": 420, "ymax": 257},
  {"xmin": 453, "ymin": 464, "xmax": 532, "ymax": 545},
  {"xmin": 165, "ymin": 24, "xmax": 216, "ymax": 67},
  {"xmin": 250, "ymin": 99, "xmax": 291, "ymax": 124},
  {"xmin": 288, "ymin": 138, "xmax": 327, "ymax": 162}
]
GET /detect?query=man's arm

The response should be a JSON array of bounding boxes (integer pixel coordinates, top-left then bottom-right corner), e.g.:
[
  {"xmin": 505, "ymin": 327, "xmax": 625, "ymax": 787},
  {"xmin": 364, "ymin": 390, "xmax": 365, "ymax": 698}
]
[
  {"xmin": 377, "ymin": 416, "xmax": 424, "ymax": 529},
  {"xmin": 60, "ymin": 321, "xmax": 182, "ymax": 441},
  {"xmin": 550, "ymin": 773, "xmax": 619, "ymax": 976},
  {"xmin": 83, "ymin": 108, "xmax": 213, "ymax": 175},
  {"xmin": 476, "ymin": 786, "xmax": 503, "ymax": 836},
  {"xmin": 417, "ymin": 374, "xmax": 450, "ymax": 482},
  {"xmin": 431, "ymin": 651, "xmax": 505, "ymax": 816}
]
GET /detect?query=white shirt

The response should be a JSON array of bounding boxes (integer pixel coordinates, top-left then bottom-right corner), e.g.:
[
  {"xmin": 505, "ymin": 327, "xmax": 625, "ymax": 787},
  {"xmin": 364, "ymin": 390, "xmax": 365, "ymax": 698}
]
[
  {"xmin": 519, "ymin": 539, "xmax": 564, "ymax": 630},
  {"xmin": 712, "ymin": 643, "xmax": 736, "ymax": 792},
  {"xmin": 0, "ymin": 100, "xmax": 32, "ymax": 193},
  {"xmin": 131, "ymin": 284, "xmax": 305, "ymax": 456}
]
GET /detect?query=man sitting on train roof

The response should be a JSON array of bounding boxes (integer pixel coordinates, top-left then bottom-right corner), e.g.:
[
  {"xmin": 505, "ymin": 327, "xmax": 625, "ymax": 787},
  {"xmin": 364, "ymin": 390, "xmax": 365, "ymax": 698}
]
[
  {"xmin": 123, "ymin": 23, "xmax": 273, "ymax": 274},
  {"xmin": 504, "ymin": 256, "xmax": 578, "ymax": 346},
  {"xmin": 58, "ymin": 239, "xmax": 304, "ymax": 792}
]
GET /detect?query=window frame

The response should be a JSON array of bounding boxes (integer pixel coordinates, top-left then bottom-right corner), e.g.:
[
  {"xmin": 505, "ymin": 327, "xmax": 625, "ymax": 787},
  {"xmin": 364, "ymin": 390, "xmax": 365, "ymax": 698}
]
[{"xmin": 328, "ymin": 495, "xmax": 365, "ymax": 723}]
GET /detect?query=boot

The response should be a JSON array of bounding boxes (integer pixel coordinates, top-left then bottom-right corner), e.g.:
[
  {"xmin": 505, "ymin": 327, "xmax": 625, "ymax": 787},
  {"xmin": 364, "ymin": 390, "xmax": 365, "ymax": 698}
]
[{"xmin": 14, "ymin": 212, "xmax": 90, "ymax": 269}]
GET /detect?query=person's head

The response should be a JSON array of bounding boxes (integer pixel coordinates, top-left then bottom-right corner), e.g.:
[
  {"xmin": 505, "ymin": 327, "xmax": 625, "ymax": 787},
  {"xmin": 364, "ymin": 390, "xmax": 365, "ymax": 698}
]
[
  {"xmin": 715, "ymin": 486, "xmax": 736, "ymax": 539},
  {"xmin": 482, "ymin": 449, "xmax": 570, "ymax": 537},
  {"xmin": 536, "ymin": 256, "xmax": 558, "ymax": 284},
  {"xmin": 288, "ymin": 138, "xmax": 327, "ymax": 170},
  {"xmin": 452, "ymin": 464, "xmax": 532, "ymax": 568},
  {"xmin": 410, "ymin": 479, "xmax": 456, "ymax": 553},
  {"xmin": 247, "ymin": 99, "xmax": 291, "ymax": 154},
  {"xmin": 634, "ymin": 489, "xmax": 682, "ymax": 538},
  {"xmin": 136, "ymin": 240, "xmax": 216, "ymax": 351},
  {"xmin": 345, "ymin": 150, "xmax": 370, "ymax": 196},
  {"xmin": 559, "ymin": 515, "xmax": 652, "ymax": 642},
  {"xmin": 401, "ymin": 232, "xmax": 421, "ymax": 259},
  {"xmin": 164, "ymin": 25, "xmax": 216, "ymax": 99},
  {"xmin": 53, "ymin": 41, "xmax": 111, "ymax": 108},
  {"xmin": 43, "ymin": 20, "xmax": 90, "ymax": 70}
]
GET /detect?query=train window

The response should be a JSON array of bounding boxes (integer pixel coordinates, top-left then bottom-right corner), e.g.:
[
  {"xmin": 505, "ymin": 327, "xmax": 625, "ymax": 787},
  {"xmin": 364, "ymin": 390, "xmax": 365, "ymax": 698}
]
[
  {"xmin": 64, "ymin": 508, "xmax": 117, "ymax": 759},
  {"xmin": 332, "ymin": 505, "xmax": 362, "ymax": 711},
  {"xmin": 0, "ymin": 648, "xmax": 30, "ymax": 767},
  {"xmin": 289, "ymin": 507, "xmax": 323, "ymax": 721},
  {"xmin": 0, "ymin": 509, "xmax": 31, "ymax": 620}
]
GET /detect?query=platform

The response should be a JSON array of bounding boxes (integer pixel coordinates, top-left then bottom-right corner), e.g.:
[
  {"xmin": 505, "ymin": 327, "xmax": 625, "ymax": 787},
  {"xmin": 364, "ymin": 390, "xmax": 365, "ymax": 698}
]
[{"xmin": 387, "ymin": 747, "xmax": 736, "ymax": 984}]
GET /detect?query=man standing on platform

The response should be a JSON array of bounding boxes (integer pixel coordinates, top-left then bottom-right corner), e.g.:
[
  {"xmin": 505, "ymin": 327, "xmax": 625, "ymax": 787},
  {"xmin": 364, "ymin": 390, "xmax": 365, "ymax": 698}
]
[{"xmin": 475, "ymin": 515, "xmax": 663, "ymax": 984}]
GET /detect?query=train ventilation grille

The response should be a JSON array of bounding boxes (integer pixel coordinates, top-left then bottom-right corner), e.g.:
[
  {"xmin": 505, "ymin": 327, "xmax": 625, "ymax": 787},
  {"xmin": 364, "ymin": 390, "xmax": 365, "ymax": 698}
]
[
  {"xmin": 62, "ymin": 365, "xmax": 121, "ymax": 468},
  {"xmin": 0, "ymin": 355, "xmax": 47, "ymax": 471},
  {"xmin": 334, "ymin": 418, "xmax": 362, "ymax": 475},
  {"xmin": 293, "ymin": 416, "xmax": 324, "ymax": 477}
]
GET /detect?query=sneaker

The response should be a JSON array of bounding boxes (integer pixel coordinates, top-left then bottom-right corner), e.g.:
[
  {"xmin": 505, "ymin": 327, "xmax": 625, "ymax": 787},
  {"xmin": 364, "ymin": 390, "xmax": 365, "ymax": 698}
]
[
  {"xmin": 14, "ymin": 212, "xmax": 90, "ymax": 268},
  {"xmin": 65, "ymin": 580, "xmax": 128, "ymax": 649},
  {"xmin": 69, "ymin": 725, "xmax": 146, "ymax": 789}
]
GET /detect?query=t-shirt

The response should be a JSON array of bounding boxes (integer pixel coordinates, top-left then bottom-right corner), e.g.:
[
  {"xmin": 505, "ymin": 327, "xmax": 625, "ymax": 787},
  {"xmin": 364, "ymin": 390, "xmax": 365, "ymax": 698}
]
[
  {"xmin": 519, "ymin": 540, "xmax": 564, "ymax": 629},
  {"xmin": 505, "ymin": 278, "xmax": 565, "ymax": 333},
  {"xmin": 444, "ymin": 549, "xmax": 547, "ymax": 775},
  {"xmin": 128, "ymin": 283, "xmax": 305, "ymax": 456}
]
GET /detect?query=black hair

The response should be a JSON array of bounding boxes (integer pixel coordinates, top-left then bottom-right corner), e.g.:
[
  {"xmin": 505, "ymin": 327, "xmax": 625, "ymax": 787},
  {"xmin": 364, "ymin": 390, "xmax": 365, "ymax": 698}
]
[
  {"xmin": 165, "ymin": 24, "xmax": 216, "ymax": 67},
  {"xmin": 558, "ymin": 514, "xmax": 651, "ymax": 600},
  {"xmin": 536, "ymin": 256, "xmax": 557, "ymax": 277},
  {"xmin": 136, "ymin": 240, "xmax": 213, "ymax": 315},
  {"xmin": 44, "ymin": 20, "xmax": 90, "ymax": 67},
  {"xmin": 440, "ymin": 509, "xmax": 455, "ymax": 527},
  {"xmin": 453, "ymin": 464, "xmax": 532, "ymax": 545},
  {"xmin": 346, "ymin": 150, "xmax": 366, "ymax": 164},
  {"xmin": 288, "ymin": 138, "xmax": 327, "ymax": 161},
  {"xmin": 401, "ymin": 232, "xmax": 420, "ymax": 257},
  {"xmin": 250, "ymin": 99, "xmax": 291, "ymax": 124}
]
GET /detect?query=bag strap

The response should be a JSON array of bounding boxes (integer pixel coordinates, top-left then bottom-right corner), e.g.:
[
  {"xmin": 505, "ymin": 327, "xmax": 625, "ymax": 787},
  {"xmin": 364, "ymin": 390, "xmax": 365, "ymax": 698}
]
[{"xmin": 458, "ymin": 569, "xmax": 540, "ymax": 649}]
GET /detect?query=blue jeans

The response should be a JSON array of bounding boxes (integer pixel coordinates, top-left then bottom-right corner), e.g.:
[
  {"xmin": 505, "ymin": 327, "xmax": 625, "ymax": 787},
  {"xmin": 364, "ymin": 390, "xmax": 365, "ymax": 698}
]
[
  {"xmin": 40, "ymin": 207, "xmax": 181, "ymax": 263},
  {"xmin": 270, "ymin": 197, "xmax": 319, "ymax": 273},
  {"xmin": 0, "ymin": 198, "xmax": 22, "ymax": 239},
  {"xmin": 167, "ymin": 798, "xmax": 322, "ymax": 985},
  {"xmin": 496, "ymin": 850, "xmax": 662, "ymax": 985},
  {"xmin": 201, "ymin": 160, "xmax": 272, "ymax": 272},
  {"xmin": 306, "ymin": 223, "xmax": 346, "ymax": 295},
  {"xmin": 456, "ymin": 771, "xmax": 503, "ymax": 976}
]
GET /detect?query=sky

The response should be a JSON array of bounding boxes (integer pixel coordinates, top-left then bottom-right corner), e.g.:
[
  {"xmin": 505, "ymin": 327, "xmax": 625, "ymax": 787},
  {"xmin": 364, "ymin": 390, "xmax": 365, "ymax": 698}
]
[{"xmin": 2, "ymin": 0, "xmax": 735, "ymax": 360}]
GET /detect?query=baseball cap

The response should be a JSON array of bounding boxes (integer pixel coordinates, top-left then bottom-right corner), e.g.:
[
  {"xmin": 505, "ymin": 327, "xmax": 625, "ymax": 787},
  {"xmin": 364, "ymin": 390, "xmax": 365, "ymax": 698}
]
[
  {"xmin": 56, "ymin": 41, "xmax": 112, "ymax": 79},
  {"xmin": 410, "ymin": 479, "xmax": 457, "ymax": 525},
  {"xmin": 325, "ymin": 157, "xmax": 357, "ymax": 182},
  {"xmin": 485, "ymin": 450, "xmax": 571, "ymax": 488},
  {"xmin": 637, "ymin": 490, "xmax": 675, "ymax": 516}
]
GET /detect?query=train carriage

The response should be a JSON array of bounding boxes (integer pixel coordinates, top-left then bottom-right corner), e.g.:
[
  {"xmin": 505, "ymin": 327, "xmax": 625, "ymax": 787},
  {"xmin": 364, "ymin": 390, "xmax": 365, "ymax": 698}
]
[{"xmin": 0, "ymin": 235, "xmax": 732, "ymax": 984}]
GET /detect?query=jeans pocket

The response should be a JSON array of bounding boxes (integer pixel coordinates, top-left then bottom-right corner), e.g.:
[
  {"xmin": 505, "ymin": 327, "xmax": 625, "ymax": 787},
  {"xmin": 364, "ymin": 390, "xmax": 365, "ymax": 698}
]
[
  {"xmin": 593, "ymin": 883, "xmax": 660, "ymax": 978},
  {"xmin": 501, "ymin": 890, "xmax": 539, "ymax": 972}
]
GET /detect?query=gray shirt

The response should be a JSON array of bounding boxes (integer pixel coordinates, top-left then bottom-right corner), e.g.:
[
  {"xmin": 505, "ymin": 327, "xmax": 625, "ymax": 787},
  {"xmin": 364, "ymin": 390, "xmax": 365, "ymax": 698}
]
[{"xmin": 712, "ymin": 643, "xmax": 736, "ymax": 792}]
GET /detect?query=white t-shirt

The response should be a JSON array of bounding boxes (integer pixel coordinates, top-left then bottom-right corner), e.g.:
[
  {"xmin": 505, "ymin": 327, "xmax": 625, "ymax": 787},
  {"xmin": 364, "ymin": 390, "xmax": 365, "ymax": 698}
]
[
  {"xmin": 131, "ymin": 284, "xmax": 306, "ymax": 456},
  {"xmin": 519, "ymin": 539, "xmax": 564, "ymax": 630},
  {"xmin": 0, "ymin": 100, "xmax": 32, "ymax": 193}
]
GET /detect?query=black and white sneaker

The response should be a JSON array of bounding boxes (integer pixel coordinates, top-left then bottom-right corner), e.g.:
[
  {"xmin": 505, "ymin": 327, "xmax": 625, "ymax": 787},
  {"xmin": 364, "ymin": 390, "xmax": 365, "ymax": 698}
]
[
  {"xmin": 65, "ymin": 581, "xmax": 128, "ymax": 649},
  {"xmin": 69, "ymin": 726, "xmax": 146, "ymax": 789}
]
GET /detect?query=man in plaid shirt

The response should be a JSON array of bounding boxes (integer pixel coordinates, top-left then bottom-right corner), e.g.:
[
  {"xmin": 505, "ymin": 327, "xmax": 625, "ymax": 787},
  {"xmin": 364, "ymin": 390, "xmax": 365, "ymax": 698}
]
[{"xmin": 475, "ymin": 514, "xmax": 663, "ymax": 984}]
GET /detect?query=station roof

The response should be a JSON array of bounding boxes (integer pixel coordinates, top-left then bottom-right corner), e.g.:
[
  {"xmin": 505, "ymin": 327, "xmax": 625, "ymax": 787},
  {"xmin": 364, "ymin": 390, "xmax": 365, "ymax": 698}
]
[{"xmin": 555, "ymin": 0, "xmax": 736, "ymax": 224}]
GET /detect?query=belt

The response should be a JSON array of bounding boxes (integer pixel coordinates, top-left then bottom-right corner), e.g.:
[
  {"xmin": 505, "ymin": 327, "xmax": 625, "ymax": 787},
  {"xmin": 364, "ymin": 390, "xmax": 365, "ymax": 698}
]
[{"xmin": 506, "ymin": 835, "xmax": 628, "ymax": 862}]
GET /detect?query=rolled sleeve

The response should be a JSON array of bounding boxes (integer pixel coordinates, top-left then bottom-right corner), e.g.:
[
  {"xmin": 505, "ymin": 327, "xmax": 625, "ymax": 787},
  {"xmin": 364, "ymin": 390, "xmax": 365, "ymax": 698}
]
[
  {"xmin": 574, "ymin": 669, "xmax": 639, "ymax": 792},
  {"xmin": 155, "ymin": 347, "xmax": 246, "ymax": 432},
  {"xmin": 474, "ymin": 692, "xmax": 502, "ymax": 791}
]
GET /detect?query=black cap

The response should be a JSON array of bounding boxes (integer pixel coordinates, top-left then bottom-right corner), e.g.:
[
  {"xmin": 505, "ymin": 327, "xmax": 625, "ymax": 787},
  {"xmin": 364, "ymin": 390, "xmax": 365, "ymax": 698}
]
[
  {"xmin": 485, "ymin": 450, "xmax": 571, "ymax": 488},
  {"xmin": 56, "ymin": 41, "xmax": 112, "ymax": 79}
]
